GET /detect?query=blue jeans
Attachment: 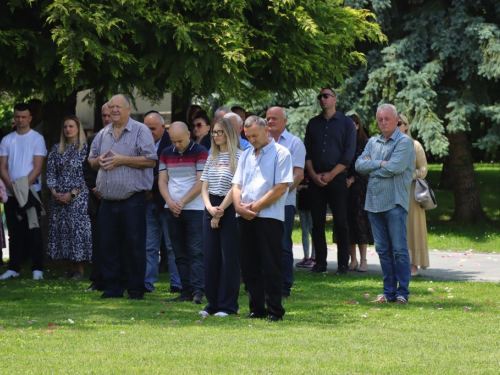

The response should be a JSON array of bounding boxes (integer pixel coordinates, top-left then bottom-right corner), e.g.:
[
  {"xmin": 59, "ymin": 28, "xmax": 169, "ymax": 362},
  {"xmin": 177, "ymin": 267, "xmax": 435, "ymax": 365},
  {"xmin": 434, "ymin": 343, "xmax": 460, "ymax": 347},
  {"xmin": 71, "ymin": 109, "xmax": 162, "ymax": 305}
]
[
  {"xmin": 145, "ymin": 201, "xmax": 181, "ymax": 291},
  {"xmin": 281, "ymin": 205, "xmax": 296, "ymax": 295},
  {"xmin": 298, "ymin": 209, "xmax": 315, "ymax": 258},
  {"xmin": 165, "ymin": 209, "xmax": 204, "ymax": 295},
  {"xmin": 368, "ymin": 205, "xmax": 411, "ymax": 300},
  {"xmin": 99, "ymin": 192, "xmax": 147, "ymax": 297}
]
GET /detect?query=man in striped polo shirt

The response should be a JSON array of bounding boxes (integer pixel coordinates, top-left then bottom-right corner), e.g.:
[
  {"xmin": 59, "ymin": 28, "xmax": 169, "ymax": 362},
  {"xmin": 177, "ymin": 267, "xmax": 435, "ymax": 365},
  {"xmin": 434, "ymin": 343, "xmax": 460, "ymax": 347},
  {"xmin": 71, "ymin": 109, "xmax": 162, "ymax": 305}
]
[{"xmin": 158, "ymin": 122, "xmax": 208, "ymax": 304}]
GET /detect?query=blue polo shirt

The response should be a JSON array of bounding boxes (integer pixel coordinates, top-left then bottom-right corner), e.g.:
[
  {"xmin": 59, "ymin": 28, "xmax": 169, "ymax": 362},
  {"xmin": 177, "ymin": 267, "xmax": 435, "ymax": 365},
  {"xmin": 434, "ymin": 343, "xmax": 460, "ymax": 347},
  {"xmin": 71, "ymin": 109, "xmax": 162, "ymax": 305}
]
[{"xmin": 232, "ymin": 139, "xmax": 293, "ymax": 221}]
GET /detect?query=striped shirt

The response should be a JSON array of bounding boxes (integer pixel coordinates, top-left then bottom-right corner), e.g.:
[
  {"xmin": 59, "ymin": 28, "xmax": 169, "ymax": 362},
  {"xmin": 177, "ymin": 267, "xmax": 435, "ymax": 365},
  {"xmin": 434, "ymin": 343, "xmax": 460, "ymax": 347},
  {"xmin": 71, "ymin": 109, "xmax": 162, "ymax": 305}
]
[
  {"xmin": 89, "ymin": 118, "xmax": 157, "ymax": 200},
  {"xmin": 159, "ymin": 140, "xmax": 208, "ymax": 210},
  {"xmin": 355, "ymin": 129, "xmax": 415, "ymax": 213},
  {"xmin": 201, "ymin": 150, "xmax": 242, "ymax": 196}
]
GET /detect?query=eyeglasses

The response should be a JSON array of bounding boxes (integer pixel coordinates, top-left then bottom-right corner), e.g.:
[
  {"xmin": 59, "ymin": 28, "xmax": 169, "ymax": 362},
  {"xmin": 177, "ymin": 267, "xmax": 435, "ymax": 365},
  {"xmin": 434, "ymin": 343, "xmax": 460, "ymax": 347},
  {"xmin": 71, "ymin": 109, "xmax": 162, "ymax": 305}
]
[
  {"xmin": 194, "ymin": 122, "xmax": 207, "ymax": 128},
  {"xmin": 317, "ymin": 93, "xmax": 334, "ymax": 100},
  {"xmin": 211, "ymin": 130, "xmax": 225, "ymax": 137},
  {"xmin": 397, "ymin": 120, "xmax": 403, "ymax": 127}
]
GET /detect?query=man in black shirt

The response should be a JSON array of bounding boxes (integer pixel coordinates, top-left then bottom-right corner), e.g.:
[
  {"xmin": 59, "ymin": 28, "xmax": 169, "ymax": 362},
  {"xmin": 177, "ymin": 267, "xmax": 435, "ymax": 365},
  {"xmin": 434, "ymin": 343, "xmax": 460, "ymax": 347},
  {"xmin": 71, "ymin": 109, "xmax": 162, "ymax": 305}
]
[{"xmin": 304, "ymin": 88, "xmax": 356, "ymax": 274}]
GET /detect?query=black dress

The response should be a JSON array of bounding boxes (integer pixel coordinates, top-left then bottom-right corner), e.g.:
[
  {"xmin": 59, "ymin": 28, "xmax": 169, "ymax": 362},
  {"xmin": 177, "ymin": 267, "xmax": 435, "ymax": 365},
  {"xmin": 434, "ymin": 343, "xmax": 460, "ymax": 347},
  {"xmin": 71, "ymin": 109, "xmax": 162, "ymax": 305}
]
[{"xmin": 346, "ymin": 144, "xmax": 374, "ymax": 245}]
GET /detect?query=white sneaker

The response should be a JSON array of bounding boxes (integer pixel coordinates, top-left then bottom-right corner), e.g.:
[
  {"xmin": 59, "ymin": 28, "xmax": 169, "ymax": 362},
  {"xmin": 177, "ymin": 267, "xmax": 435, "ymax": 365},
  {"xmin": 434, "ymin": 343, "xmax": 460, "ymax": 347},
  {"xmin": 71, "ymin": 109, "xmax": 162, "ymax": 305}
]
[
  {"xmin": 214, "ymin": 312, "xmax": 228, "ymax": 317},
  {"xmin": 33, "ymin": 270, "xmax": 44, "ymax": 280},
  {"xmin": 198, "ymin": 310, "xmax": 210, "ymax": 316},
  {"xmin": 0, "ymin": 270, "xmax": 20, "ymax": 279}
]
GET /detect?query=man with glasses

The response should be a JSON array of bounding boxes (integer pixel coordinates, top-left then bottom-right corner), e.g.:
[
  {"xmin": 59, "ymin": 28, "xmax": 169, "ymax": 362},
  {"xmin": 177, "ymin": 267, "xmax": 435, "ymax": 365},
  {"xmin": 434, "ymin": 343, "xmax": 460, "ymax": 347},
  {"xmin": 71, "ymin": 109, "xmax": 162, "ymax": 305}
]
[{"xmin": 304, "ymin": 88, "xmax": 356, "ymax": 274}]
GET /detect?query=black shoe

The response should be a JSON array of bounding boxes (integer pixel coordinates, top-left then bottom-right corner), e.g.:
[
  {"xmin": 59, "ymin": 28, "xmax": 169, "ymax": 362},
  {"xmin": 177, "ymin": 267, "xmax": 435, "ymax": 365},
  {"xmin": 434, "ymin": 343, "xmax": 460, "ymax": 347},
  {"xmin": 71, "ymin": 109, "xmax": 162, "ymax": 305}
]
[
  {"xmin": 244, "ymin": 312, "xmax": 268, "ymax": 319},
  {"xmin": 309, "ymin": 264, "xmax": 327, "ymax": 273},
  {"xmin": 169, "ymin": 286, "xmax": 181, "ymax": 294},
  {"xmin": 267, "ymin": 315, "xmax": 283, "ymax": 322},
  {"xmin": 167, "ymin": 293, "xmax": 192, "ymax": 302},
  {"xmin": 282, "ymin": 292, "xmax": 290, "ymax": 299},
  {"xmin": 85, "ymin": 283, "xmax": 97, "ymax": 292},
  {"xmin": 100, "ymin": 292, "xmax": 123, "ymax": 299},
  {"xmin": 192, "ymin": 292, "xmax": 204, "ymax": 304},
  {"xmin": 128, "ymin": 294, "xmax": 144, "ymax": 300},
  {"xmin": 335, "ymin": 267, "xmax": 349, "ymax": 275}
]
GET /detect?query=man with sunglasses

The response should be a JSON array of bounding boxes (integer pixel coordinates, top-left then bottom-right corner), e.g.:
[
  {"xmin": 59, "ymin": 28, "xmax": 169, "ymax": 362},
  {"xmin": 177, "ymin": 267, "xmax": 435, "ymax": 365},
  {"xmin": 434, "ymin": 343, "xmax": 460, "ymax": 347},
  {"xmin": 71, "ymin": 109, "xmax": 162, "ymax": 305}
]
[{"xmin": 304, "ymin": 88, "xmax": 356, "ymax": 274}]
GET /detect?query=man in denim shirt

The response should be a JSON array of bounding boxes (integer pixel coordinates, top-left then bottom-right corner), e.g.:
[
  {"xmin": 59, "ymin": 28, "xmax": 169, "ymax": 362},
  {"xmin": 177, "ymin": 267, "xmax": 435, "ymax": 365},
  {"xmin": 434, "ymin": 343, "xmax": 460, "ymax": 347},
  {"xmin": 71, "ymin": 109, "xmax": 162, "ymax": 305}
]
[{"xmin": 355, "ymin": 104, "xmax": 415, "ymax": 304}]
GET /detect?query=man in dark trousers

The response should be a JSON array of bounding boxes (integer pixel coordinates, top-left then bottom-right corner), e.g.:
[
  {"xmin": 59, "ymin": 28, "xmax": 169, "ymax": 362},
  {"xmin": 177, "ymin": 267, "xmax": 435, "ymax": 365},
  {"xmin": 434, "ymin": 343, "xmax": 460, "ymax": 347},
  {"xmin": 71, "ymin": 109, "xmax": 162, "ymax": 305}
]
[{"xmin": 304, "ymin": 88, "xmax": 356, "ymax": 275}]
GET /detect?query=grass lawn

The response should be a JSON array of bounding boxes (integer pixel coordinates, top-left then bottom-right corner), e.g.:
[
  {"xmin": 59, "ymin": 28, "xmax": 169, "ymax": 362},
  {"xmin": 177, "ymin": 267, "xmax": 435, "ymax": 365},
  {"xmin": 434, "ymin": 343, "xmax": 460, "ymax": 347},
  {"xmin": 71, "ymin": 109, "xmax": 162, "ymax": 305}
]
[
  {"xmin": 292, "ymin": 163, "xmax": 500, "ymax": 252},
  {"xmin": 1, "ymin": 268, "xmax": 500, "ymax": 374}
]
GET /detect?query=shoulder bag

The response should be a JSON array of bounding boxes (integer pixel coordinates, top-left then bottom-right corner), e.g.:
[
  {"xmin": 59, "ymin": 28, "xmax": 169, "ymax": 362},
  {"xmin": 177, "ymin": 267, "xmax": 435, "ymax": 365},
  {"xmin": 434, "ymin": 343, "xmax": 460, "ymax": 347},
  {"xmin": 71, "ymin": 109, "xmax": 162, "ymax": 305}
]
[{"xmin": 414, "ymin": 178, "xmax": 437, "ymax": 210}]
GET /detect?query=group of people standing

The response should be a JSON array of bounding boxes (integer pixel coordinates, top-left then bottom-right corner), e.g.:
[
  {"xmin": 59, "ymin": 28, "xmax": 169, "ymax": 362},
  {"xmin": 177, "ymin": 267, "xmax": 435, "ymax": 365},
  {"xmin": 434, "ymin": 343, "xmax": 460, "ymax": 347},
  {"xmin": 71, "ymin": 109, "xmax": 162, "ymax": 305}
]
[{"xmin": 0, "ymin": 88, "xmax": 430, "ymax": 319}]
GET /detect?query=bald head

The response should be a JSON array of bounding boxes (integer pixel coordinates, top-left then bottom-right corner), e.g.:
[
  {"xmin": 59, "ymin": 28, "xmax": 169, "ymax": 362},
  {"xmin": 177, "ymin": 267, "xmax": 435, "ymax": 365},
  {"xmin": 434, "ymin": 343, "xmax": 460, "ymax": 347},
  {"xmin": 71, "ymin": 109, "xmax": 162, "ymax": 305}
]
[
  {"xmin": 108, "ymin": 94, "xmax": 131, "ymax": 127},
  {"xmin": 169, "ymin": 121, "xmax": 191, "ymax": 153}
]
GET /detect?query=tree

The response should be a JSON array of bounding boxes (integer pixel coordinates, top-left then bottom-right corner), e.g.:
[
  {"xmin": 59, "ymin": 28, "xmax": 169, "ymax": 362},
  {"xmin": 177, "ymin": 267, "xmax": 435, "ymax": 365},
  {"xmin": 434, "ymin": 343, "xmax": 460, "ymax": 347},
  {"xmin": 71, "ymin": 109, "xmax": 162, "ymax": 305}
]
[
  {"xmin": 339, "ymin": 0, "xmax": 500, "ymax": 222},
  {"xmin": 0, "ymin": 0, "xmax": 385, "ymax": 142}
]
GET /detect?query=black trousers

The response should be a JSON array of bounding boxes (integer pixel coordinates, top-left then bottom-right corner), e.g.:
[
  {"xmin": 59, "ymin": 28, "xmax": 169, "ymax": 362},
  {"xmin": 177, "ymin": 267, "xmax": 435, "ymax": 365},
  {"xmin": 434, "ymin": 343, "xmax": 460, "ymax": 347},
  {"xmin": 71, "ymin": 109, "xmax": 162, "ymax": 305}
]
[
  {"xmin": 4, "ymin": 194, "xmax": 44, "ymax": 273},
  {"xmin": 203, "ymin": 195, "xmax": 240, "ymax": 314},
  {"xmin": 88, "ymin": 212, "xmax": 104, "ymax": 289},
  {"xmin": 309, "ymin": 173, "xmax": 350, "ymax": 269},
  {"xmin": 238, "ymin": 217, "xmax": 285, "ymax": 318}
]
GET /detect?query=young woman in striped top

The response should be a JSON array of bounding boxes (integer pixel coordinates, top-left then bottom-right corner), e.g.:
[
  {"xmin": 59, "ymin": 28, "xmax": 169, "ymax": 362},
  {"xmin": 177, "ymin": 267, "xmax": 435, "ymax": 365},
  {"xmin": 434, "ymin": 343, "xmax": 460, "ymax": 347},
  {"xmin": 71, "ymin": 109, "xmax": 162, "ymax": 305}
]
[{"xmin": 199, "ymin": 118, "xmax": 242, "ymax": 316}]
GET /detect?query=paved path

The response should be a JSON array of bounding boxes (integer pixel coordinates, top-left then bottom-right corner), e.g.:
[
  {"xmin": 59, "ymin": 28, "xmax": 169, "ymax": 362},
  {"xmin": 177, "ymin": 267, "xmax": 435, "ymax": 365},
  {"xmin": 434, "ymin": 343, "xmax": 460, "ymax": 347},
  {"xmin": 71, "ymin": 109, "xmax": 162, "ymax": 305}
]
[
  {"xmin": 293, "ymin": 244, "xmax": 500, "ymax": 282},
  {"xmin": 3, "ymin": 233, "xmax": 499, "ymax": 282}
]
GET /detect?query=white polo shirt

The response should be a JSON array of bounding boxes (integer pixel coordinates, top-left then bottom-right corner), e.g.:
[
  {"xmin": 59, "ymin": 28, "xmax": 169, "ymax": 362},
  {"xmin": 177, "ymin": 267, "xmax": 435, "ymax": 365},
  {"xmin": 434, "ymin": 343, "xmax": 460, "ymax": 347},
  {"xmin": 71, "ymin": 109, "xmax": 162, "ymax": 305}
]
[
  {"xmin": 232, "ymin": 139, "xmax": 293, "ymax": 221},
  {"xmin": 0, "ymin": 130, "xmax": 47, "ymax": 195}
]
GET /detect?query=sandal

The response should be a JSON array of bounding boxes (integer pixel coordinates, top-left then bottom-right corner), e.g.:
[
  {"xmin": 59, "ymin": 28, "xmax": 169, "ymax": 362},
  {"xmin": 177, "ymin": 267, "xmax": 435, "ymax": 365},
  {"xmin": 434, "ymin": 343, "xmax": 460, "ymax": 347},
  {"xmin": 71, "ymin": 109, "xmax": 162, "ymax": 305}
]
[
  {"xmin": 357, "ymin": 259, "xmax": 368, "ymax": 272},
  {"xmin": 348, "ymin": 260, "xmax": 358, "ymax": 271}
]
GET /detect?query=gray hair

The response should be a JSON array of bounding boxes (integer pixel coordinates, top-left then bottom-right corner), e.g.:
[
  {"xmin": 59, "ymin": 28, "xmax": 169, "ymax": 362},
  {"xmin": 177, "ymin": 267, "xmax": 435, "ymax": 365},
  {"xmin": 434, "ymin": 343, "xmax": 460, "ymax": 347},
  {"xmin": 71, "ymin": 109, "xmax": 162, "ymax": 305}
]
[
  {"xmin": 102, "ymin": 102, "xmax": 109, "ymax": 111},
  {"xmin": 377, "ymin": 103, "xmax": 398, "ymax": 117},
  {"xmin": 268, "ymin": 106, "xmax": 287, "ymax": 120},
  {"xmin": 146, "ymin": 112, "xmax": 165, "ymax": 125},
  {"xmin": 244, "ymin": 115, "xmax": 267, "ymax": 129},
  {"xmin": 111, "ymin": 94, "xmax": 131, "ymax": 107},
  {"xmin": 214, "ymin": 106, "xmax": 231, "ymax": 119},
  {"xmin": 223, "ymin": 112, "xmax": 243, "ymax": 126}
]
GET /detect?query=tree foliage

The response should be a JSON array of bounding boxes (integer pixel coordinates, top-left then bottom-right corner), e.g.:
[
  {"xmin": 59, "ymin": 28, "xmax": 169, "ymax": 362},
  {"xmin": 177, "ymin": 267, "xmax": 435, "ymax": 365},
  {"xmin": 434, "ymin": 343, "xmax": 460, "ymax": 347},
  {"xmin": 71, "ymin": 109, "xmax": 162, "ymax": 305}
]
[{"xmin": 0, "ymin": 0, "xmax": 385, "ymax": 103}]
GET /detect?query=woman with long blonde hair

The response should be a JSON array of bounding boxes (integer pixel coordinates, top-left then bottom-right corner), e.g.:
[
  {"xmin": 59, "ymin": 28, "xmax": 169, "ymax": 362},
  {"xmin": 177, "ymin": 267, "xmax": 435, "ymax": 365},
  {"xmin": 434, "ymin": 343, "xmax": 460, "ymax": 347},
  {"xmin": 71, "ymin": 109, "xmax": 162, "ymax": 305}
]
[
  {"xmin": 46, "ymin": 115, "xmax": 92, "ymax": 280},
  {"xmin": 199, "ymin": 118, "xmax": 242, "ymax": 316},
  {"xmin": 398, "ymin": 114, "xmax": 430, "ymax": 276}
]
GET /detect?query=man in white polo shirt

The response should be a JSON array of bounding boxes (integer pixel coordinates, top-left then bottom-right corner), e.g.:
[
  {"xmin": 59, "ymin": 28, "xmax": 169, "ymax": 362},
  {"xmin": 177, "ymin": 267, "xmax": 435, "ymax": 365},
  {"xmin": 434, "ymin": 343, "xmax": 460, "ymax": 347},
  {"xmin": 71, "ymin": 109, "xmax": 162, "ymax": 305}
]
[
  {"xmin": 266, "ymin": 106, "xmax": 306, "ymax": 299},
  {"xmin": 0, "ymin": 103, "xmax": 47, "ymax": 280},
  {"xmin": 233, "ymin": 115, "xmax": 293, "ymax": 322}
]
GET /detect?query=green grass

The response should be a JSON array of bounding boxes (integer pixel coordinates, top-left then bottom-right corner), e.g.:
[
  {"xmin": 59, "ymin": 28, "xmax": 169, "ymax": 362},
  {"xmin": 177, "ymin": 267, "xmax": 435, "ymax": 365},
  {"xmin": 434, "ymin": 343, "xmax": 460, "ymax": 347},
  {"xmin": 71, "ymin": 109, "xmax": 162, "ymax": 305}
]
[
  {"xmin": 1, "ymin": 268, "xmax": 500, "ymax": 374},
  {"xmin": 292, "ymin": 163, "xmax": 500, "ymax": 252}
]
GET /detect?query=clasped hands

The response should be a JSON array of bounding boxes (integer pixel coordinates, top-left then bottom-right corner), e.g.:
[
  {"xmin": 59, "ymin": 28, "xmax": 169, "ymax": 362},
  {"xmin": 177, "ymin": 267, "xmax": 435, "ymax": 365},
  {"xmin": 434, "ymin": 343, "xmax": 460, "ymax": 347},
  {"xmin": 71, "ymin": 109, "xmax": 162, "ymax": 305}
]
[
  {"xmin": 52, "ymin": 191, "xmax": 72, "ymax": 205},
  {"xmin": 99, "ymin": 150, "xmax": 125, "ymax": 171},
  {"xmin": 311, "ymin": 171, "xmax": 335, "ymax": 187},
  {"xmin": 238, "ymin": 202, "xmax": 258, "ymax": 221}
]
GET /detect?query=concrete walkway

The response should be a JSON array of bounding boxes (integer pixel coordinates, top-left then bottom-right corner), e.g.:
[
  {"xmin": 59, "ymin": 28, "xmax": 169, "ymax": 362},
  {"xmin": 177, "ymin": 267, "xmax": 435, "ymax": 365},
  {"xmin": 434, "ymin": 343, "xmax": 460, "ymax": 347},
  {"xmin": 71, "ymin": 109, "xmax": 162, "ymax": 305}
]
[
  {"xmin": 293, "ymin": 244, "xmax": 500, "ymax": 282},
  {"xmin": 3, "ymin": 233, "xmax": 499, "ymax": 282}
]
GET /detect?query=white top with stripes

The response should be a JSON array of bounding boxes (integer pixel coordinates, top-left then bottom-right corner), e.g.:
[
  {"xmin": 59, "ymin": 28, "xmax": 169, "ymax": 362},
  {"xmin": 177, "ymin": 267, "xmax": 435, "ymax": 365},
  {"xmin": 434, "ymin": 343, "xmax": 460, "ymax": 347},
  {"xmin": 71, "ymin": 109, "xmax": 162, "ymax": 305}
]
[{"xmin": 201, "ymin": 150, "xmax": 242, "ymax": 196}]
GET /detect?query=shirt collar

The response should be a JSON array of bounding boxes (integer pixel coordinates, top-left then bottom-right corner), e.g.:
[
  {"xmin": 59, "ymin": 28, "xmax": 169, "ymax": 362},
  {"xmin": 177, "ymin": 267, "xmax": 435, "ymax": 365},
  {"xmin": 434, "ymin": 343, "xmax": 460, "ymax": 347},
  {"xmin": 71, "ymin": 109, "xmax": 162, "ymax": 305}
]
[
  {"xmin": 376, "ymin": 128, "xmax": 402, "ymax": 143},
  {"xmin": 253, "ymin": 138, "xmax": 275, "ymax": 156},
  {"xmin": 105, "ymin": 117, "xmax": 133, "ymax": 134}
]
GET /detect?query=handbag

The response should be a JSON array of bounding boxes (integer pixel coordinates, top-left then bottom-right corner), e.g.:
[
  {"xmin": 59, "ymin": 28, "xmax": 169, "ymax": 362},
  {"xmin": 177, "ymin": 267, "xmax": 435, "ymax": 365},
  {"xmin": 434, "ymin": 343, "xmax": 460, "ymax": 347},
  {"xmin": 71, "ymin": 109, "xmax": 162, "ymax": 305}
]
[{"xmin": 414, "ymin": 178, "xmax": 437, "ymax": 210}]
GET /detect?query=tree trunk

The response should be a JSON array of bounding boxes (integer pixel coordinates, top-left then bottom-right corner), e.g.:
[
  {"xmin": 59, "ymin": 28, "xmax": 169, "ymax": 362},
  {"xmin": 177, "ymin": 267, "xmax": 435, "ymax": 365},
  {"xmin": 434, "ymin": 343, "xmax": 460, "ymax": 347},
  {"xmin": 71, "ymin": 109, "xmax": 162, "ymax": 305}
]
[
  {"xmin": 93, "ymin": 91, "xmax": 107, "ymax": 133},
  {"xmin": 170, "ymin": 88, "xmax": 192, "ymax": 123},
  {"xmin": 438, "ymin": 156, "xmax": 454, "ymax": 190},
  {"xmin": 446, "ymin": 129, "xmax": 488, "ymax": 222}
]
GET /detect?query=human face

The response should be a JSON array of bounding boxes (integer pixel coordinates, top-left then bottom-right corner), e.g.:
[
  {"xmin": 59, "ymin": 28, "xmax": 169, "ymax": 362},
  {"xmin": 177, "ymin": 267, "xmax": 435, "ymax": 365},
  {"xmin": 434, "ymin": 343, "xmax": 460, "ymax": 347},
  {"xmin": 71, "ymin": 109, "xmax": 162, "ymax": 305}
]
[
  {"xmin": 101, "ymin": 106, "xmax": 112, "ymax": 126},
  {"xmin": 211, "ymin": 124, "xmax": 227, "ymax": 147},
  {"xmin": 169, "ymin": 129, "xmax": 191, "ymax": 153},
  {"xmin": 108, "ymin": 96, "xmax": 131, "ymax": 126},
  {"xmin": 244, "ymin": 123, "xmax": 269, "ymax": 150},
  {"xmin": 266, "ymin": 107, "xmax": 287, "ymax": 137},
  {"xmin": 318, "ymin": 89, "xmax": 337, "ymax": 112},
  {"xmin": 377, "ymin": 108, "xmax": 398, "ymax": 139},
  {"xmin": 14, "ymin": 109, "xmax": 32, "ymax": 131},
  {"xmin": 232, "ymin": 108, "xmax": 246, "ymax": 123},
  {"xmin": 398, "ymin": 117, "xmax": 409, "ymax": 134},
  {"xmin": 192, "ymin": 118, "xmax": 210, "ymax": 140},
  {"xmin": 63, "ymin": 119, "xmax": 79, "ymax": 141},
  {"xmin": 144, "ymin": 115, "xmax": 165, "ymax": 143}
]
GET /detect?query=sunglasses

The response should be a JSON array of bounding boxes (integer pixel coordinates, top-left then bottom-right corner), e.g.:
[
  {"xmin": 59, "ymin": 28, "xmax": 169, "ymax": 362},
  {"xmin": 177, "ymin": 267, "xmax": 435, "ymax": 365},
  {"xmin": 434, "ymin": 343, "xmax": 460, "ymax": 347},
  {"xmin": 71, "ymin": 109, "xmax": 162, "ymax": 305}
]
[
  {"xmin": 194, "ymin": 122, "xmax": 207, "ymax": 128},
  {"xmin": 317, "ymin": 93, "xmax": 334, "ymax": 100},
  {"xmin": 211, "ymin": 130, "xmax": 225, "ymax": 137},
  {"xmin": 397, "ymin": 120, "xmax": 403, "ymax": 127}
]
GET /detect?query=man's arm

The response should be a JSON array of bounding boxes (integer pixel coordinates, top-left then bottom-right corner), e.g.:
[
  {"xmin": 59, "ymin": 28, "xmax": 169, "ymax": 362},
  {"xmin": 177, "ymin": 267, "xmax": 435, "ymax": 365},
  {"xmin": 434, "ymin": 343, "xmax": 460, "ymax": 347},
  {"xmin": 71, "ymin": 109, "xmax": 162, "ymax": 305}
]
[
  {"xmin": 250, "ymin": 183, "xmax": 289, "ymax": 213},
  {"xmin": 99, "ymin": 152, "xmax": 156, "ymax": 171},
  {"xmin": 289, "ymin": 167, "xmax": 304, "ymax": 194},
  {"xmin": 158, "ymin": 169, "xmax": 172, "ymax": 207},
  {"xmin": 0, "ymin": 156, "xmax": 13, "ymax": 195},
  {"xmin": 233, "ymin": 183, "xmax": 257, "ymax": 220},
  {"xmin": 28, "ymin": 155, "xmax": 45, "ymax": 186},
  {"xmin": 355, "ymin": 140, "xmax": 382, "ymax": 175},
  {"xmin": 305, "ymin": 160, "xmax": 326, "ymax": 187},
  {"xmin": 179, "ymin": 172, "xmax": 203, "ymax": 207},
  {"xmin": 370, "ymin": 137, "xmax": 415, "ymax": 178}
]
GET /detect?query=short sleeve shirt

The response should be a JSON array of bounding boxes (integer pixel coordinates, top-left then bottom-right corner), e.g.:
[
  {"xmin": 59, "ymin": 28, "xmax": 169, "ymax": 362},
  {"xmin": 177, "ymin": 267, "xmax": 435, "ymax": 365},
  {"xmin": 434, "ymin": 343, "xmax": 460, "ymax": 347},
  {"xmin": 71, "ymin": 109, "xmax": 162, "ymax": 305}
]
[
  {"xmin": 88, "ymin": 118, "xmax": 157, "ymax": 200},
  {"xmin": 201, "ymin": 150, "xmax": 242, "ymax": 196},
  {"xmin": 0, "ymin": 130, "xmax": 47, "ymax": 195},
  {"xmin": 159, "ymin": 140, "xmax": 208, "ymax": 210},
  {"xmin": 275, "ymin": 129, "xmax": 306, "ymax": 206},
  {"xmin": 232, "ymin": 139, "xmax": 293, "ymax": 221}
]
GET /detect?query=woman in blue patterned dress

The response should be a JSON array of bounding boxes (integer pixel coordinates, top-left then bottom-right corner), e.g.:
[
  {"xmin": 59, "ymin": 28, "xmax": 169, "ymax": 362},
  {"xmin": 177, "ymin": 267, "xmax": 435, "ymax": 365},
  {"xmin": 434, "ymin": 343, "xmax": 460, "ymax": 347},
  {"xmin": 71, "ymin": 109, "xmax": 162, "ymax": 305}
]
[{"xmin": 46, "ymin": 115, "xmax": 92, "ymax": 280}]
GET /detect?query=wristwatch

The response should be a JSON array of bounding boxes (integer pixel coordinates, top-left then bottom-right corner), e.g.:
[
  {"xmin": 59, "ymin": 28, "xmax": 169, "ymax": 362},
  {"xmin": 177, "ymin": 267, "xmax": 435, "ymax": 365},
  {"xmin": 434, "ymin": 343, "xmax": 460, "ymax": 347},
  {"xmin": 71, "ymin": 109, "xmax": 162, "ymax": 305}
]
[{"xmin": 71, "ymin": 190, "xmax": 79, "ymax": 198}]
